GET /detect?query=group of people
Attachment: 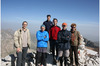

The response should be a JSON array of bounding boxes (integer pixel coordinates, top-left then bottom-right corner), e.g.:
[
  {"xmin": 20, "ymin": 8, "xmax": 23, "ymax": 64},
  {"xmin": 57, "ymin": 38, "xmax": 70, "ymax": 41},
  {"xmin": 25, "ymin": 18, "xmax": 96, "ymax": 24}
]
[{"xmin": 14, "ymin": 15, "xmax": 81, "ymax": 66}]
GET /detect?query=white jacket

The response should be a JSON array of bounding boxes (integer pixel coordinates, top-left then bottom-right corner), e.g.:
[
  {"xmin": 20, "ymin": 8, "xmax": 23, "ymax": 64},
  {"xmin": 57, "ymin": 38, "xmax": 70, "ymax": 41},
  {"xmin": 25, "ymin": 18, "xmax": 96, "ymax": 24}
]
[{"xmin": 14, "ymin": 28, "xmax": 31, "ymax": 49}]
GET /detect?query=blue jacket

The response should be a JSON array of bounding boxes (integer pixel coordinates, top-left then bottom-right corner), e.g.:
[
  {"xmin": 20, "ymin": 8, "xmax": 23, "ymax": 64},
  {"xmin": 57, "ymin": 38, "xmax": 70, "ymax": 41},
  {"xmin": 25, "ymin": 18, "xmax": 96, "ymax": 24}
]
[{"xmin": 36, "ymin": 30, "xmax": 49, "ymax": 47}]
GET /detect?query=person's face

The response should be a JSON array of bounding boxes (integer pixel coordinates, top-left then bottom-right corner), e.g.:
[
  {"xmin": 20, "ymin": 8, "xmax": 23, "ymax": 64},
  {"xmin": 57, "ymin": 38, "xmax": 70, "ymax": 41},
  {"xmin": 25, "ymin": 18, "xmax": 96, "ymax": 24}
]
[
  {"xmin": 22, "ymin": 22, "xmax": 27, "ymax": 29},
  {"xmin": 47, "ymin": 16, "xmax": 51, "ymax": 21},
  {"xmin": 53, "ymin": 20, "xmax": 58, "ymax": 26},
  {"xmin": 41, "ymin": 27, "xmax": 45, "ymax": 32},
  {"xmin": 71, "ymin": 26, "xmax": 76, "ymax": 31},
  {"xmin": 62, "ymin": 25, "xmax": 67, "ymax": 30}
]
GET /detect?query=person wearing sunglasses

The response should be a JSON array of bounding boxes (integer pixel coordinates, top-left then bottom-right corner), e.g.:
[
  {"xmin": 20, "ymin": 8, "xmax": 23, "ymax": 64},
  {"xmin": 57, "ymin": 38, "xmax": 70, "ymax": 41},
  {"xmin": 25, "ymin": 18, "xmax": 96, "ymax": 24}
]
[
  {"xmin": 57, "ymin": 23, "xmax": 71, "ymax": 66},
  {"xmin": 70, "ymin": 23, "xmax": 81, "ymax": 66}
]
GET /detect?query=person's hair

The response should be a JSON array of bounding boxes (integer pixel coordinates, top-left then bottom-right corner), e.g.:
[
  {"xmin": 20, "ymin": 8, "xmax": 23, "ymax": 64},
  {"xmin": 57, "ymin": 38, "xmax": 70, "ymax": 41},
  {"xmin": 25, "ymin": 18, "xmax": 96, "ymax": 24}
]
[
  {"xmin": 22, "ymin": 21, "xmax": 28, "ymax": 25},
  {"xmin": 40, "ymin": 24, "xmax": 45, "ymax": 28},
  {"xmin": 71, "ymin": 23, "xmax": 76, "ymax": 27},
  {"xmin": 47, "ymin": 15, "xmax": 51, "ymax": 17},
  {"xmin": 53, "ymin": 18, "xmax": 58, "ymax": 22}
]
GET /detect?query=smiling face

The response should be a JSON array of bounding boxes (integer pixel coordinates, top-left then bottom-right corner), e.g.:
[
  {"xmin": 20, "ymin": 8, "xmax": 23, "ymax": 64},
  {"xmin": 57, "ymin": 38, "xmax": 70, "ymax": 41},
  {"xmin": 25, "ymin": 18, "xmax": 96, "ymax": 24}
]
[
  {"xmin": 22, "ymin": 22, "xmax": 28, "ymax": 29},
  {"xmin": 62, "ymin": 25, "xmax": 67, "ymax": 30},
  {"xmin": 53, "ymin": 19, "xmax": 58, "ymax": 26},
  {"xmin": 41, "ymin": 26, "xmax": 45, "ymax": 32},
  {"xmin": 71, "ymin": 26, "xmax": 76, "ymax": 32},
  {"xmin": 47, "ymin": 16, "xmax": 51, "ymax": 21}
]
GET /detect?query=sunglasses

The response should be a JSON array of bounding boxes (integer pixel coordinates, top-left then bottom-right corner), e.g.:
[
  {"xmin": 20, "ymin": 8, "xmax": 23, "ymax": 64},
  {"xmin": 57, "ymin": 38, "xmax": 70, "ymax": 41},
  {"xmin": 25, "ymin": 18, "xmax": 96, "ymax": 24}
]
[
  {"xmin": 62, "ymin": 25, "xmax": 66, "ymax": 27},
  {"xmin": 72, "ymin": 27, "xmax": 76, "ymax": 28}
]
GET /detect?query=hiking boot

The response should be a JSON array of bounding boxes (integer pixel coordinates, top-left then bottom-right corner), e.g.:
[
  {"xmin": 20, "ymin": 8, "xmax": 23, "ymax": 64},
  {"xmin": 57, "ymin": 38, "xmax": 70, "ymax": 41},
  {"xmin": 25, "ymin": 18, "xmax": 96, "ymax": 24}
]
[
  {"xmin": 59, "ymin": 57, "xmax": 63, "ymax": 66},
  {"xmin": 76, "ymin": 64, "xmax": 79, "ymax": 66},
  {"xmin": 69, "ymin": 63, "xmax": 73, "ymax": 66},
  {"xmin": 64, "ymin": 57, "xmax": 70, "ymax": 66}
]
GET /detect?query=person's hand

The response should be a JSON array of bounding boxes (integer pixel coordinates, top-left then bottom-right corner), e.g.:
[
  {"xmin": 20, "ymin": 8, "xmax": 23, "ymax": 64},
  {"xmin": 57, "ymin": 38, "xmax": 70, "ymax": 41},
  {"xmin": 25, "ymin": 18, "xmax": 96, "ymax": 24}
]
[
  {"xmin": 16, "ymin": 48, "xmax": 21, "ymax": 53},
  {"xmin": 44, "ymin": 36, "xmax": 46, "ymax": 38}
]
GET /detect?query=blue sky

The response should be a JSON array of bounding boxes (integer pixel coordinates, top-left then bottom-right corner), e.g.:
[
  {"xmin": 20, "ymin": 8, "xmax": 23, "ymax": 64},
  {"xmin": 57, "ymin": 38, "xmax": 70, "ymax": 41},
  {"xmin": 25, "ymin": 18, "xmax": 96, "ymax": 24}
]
[{"xmin": 1, "ymin": 0, "xmax": 99, "ymax": 41}]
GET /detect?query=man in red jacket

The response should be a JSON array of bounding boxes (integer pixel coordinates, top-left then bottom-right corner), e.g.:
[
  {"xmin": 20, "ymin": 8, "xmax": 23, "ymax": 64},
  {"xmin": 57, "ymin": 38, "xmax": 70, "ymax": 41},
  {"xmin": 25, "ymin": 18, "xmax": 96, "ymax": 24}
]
[{"xmin": 49, "ymin": 18, "xmax": 61, "ymax": 64}]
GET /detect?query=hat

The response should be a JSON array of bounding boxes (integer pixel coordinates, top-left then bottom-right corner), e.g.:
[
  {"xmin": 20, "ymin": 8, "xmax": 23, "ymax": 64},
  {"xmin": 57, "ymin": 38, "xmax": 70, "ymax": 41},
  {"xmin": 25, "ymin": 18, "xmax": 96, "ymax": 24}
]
[
  {"xmin": 62, "ymin": 23, "xmax": 67, "ymax": 26},
  {"xmin": 41, "ymin": 24, "xmax": 45, "ymax": 28}
]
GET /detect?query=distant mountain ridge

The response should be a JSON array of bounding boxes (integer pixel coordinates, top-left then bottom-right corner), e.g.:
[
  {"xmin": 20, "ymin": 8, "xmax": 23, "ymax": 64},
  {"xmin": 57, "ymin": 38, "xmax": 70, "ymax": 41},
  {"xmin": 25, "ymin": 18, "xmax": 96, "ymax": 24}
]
[
  {"xmin": 1, "ymin": 29, "xmax": 99, "ymax": 58},
  {"xmin": 84, "ymin": 38, "xmax": 99, "ymax": 48}
]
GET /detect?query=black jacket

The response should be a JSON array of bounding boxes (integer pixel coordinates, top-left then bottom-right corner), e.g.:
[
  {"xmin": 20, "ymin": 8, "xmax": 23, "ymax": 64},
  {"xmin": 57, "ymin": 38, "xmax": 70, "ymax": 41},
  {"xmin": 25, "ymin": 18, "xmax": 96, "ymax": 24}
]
[
  {"xmin": 57, "ymin": 29, "xmax": 71, "ymax": 50},
  {"xmin": 43, "ymin": 20, "xmax": 53, "ymax": 33}
]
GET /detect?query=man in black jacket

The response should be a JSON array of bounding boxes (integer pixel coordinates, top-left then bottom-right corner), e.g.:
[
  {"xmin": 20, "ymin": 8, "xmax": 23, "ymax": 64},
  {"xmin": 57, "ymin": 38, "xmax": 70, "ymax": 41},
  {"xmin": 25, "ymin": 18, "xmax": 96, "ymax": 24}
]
[
  {"xmin": 57, "ymin": 23, "xmax": 71, "ymax": 66},
  {"xmin": 43, "ymin": 15, "xmax": 53, "ymax": 53},
  {"xmin": 43, "ymin": 15, "xmax": 53, "ymax": 33}
]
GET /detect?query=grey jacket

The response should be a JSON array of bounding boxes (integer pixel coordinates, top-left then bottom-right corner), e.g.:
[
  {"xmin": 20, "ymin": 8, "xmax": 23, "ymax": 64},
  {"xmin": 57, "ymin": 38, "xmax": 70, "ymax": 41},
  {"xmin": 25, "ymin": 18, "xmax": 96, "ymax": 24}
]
[{"xmin": 14, "ymin": 28, "xmax": 31, "ymax": 49}]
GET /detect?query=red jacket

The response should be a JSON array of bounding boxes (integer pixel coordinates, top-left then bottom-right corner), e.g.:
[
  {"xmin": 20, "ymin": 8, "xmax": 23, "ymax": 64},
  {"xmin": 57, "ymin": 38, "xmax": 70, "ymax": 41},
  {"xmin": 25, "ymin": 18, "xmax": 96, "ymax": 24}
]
[{"xmin": 49, "ymin": 25, "xmax": 61, "ymax": 40}]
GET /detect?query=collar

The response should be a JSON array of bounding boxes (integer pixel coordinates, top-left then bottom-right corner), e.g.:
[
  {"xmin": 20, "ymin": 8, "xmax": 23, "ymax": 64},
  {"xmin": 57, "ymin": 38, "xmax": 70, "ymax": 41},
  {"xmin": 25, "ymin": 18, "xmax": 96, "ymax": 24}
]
[
  {"xmin": 46, "ymin": 20, "xmax": 51, "ymax": 22},
  {"xmin": 62, "ymin": 29, "xmax": 67, "ymax": 31},
  {"xmin": 40, "ymin": 30, "xmax": 45, "ymax": 32},
  {"xmin": 21, "ymin": 28, "xmax": 27, "ymax": 32}
]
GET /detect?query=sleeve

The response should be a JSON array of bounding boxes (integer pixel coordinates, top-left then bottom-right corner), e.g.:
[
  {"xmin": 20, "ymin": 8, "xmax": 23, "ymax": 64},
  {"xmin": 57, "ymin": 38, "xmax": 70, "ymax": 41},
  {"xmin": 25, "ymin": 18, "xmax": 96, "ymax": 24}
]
[
  {"xmin": 14, "ymin": 31, "xmax": 19, "ymax": 48},
  {"xmin": 59, "ymin": 27, "xmax": 61, "ymax": 31},
  {"xmin": 43, "ymin": 22, "xmax": 45, "ymax": 25},
  {"xmin": 57, "ymin": 31, "xmax": 62, "ymax": 43},
  {"xmin": 27, "ymin": 29, "xmax": 31, "ymax": 48},
  {"xmin": 51, "ymin": 22, "xmax": 53, "ymax": 26},
  {"xmin": 77, "ymin": 31, "xmax": 81, "ymax": 45},
  {"xmin": 36, "ymin": 31, "xmax": 44, "ymax": 41},
  {"xmin": 43, "ymin": 32, "xmax": 49, "ymax": 41},
  {"xmin": 49, "ymin": 28, "xmax": 52, "ymax": 39},
  {"xmin": 65, "ymin": 32, "xmax": 71, "ymax": 42}
]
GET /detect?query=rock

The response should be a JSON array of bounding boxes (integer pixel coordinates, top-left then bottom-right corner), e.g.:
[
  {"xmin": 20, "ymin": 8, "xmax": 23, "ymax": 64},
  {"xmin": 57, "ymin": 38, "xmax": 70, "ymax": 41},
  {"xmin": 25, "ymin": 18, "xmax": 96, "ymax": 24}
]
[
  {"xmin": 78, "ymin": 35, "xmax": 99, "ymax": 66},
  {"xmin": 4, "ymin": 55, "xmax": 12, "ymax": 62}
]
